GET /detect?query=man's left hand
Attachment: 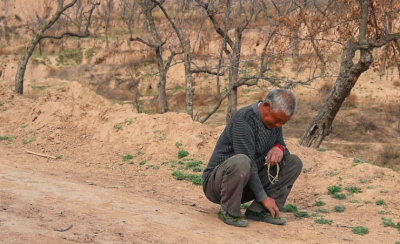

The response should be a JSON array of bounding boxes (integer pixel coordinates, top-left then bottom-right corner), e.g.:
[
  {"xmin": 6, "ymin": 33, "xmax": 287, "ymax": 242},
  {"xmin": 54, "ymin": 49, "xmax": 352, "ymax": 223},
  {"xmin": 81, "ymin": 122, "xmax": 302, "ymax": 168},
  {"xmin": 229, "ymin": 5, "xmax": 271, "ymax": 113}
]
[{"xmin": 266, "ymin": 146, "xmax": 283, "ymax": 166}]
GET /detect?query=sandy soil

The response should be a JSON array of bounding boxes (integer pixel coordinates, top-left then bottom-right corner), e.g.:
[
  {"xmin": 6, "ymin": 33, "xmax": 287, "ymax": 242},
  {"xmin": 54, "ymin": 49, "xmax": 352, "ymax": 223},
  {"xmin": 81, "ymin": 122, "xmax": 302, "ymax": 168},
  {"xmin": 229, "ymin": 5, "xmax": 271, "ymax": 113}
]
[{"xmin": 1, "ymin": 81, "xmax": 400, "ymax": 244}]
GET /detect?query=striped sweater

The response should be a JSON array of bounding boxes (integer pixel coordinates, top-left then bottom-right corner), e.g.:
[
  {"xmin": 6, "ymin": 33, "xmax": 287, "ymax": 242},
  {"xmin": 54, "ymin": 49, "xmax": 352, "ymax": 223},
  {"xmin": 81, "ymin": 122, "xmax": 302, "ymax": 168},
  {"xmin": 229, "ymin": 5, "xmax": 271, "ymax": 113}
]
[{"xmin": 202, "ymin": 101, "xmax": 290, "ymax": 202}]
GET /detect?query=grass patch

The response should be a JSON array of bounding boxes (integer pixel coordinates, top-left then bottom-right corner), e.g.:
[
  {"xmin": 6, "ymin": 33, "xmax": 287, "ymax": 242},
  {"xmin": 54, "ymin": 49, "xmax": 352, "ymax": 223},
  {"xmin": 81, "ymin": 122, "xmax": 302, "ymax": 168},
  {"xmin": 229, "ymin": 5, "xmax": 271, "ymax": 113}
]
[
  {"xmin": 334, "ymin": 205, "xmax": 346, "ymax": 213},
  {"xmin": 314, "ymin": 208, "xmax": 329, "ymax": 214},
  {"xmin": 294, "ymin": 211, "xmax": 310, "ymax": 218},
  {"xmin": 352, "ymin": 226, "xmax": 369, "ymax": 235},
  {"xmin": 186, "ymin": 160, "xmax": 202, "ymax": 168},
  {"xmin": 172, "ymin": 171, "xmax": 202, "ymax": 185},
  {"xmin": 178, "ymin": 149, "xmax": 189, "ymax": 159},
  {"xmin": 360, "ymin": 178, "xmax": 367, "ymax": 183},
  {"xmin": 171, "ymin": 85, "xmax": 184, "ymax": 95},
  {"xmin": 139, "ymin": 160, "xmax": 146, "ymax": 165},
  {"xmin": 175, "ymin": 142, "xmax": 182, "ymax": 148},
  {"xmin": 152, "ymin": 165, "xmax": 160, "ymax": 170},
  {"xmin": 56, "ymin": 155, "xmax": 63, "ymax": 160},
  {"xmin": 0, "ymin": 135, "xmax": 17, "ymax": 141},
  {"xmin": 281, "ymin": 204, "xmax": 298, "ymax": 213},
  {"xmin": 316, "ymin": 147, "xmax": 327, "ymax": 152},
  {"xmin": 192, "ymin": 167, "xmax": 203, "ymax": 172},
  {"xmin": 382, "ymin": 217, "xmax": 395, "ymax": 227},
  {"xmin": 376, "ymin": 199, "xmax": 386, "ymax": 206},
  {"xmin": 327, "ymin": 169, "xmax": 340, "ymax": 177},
  {"xmin": 350, "ymin": 199, "xmax": 359, "ymax": 203},
  {"xmin": 378, "ymin": 210, "xmax": 390, "ymax": 215},
  {"xmin": 328, "ymin": 185, "xmax": 342, "ymax": 195},
  {"xmin": 315, "ymin": 217, "xmax": 333, "ymax": 225},
  {"xmin": 345, "ymin": 186, "xmax": 363, "ymax": 194},
  {"xmin": 380, "ymin": 190, "xmax": 389, "ymax": 194},
  {"xmin": 315, "ymin": 200, "xmax": 326, "ymax": 207},
  {"xmin": 114, "ymin": 124, "xmax": 123, "ymax": 131},
  {"xmin": 302, "ymin": 168, "xmax": 308, "ymax": 173},
  {"xmin": 333, "ymin": 193, "xmax": 347, "ymax": 200},
  {"xmin": 23, "ymin": 138, "xmax": 36, "ymax": 144},
  {"xmin": 122, "ymin": 154, "xmax": 134, "ymax": 161},
  {"xmin": 20, "ymin": 124, "xmax": 27, "ymax": 128}
]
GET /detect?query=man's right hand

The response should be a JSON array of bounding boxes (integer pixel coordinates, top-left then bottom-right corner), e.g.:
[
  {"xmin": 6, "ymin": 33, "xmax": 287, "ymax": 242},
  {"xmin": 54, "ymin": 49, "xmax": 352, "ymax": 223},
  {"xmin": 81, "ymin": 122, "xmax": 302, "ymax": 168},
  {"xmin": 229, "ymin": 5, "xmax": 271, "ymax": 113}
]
[{"xmin": 261, "ymin": 197, "xmax": 280, "ymax": 218}]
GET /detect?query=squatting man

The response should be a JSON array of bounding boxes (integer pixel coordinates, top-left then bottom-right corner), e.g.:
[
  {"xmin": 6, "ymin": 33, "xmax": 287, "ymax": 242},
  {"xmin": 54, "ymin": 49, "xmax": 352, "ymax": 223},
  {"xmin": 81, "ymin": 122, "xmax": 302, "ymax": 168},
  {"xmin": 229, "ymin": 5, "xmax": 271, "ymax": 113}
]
[{"xmin": 202, "ymin": 89, "xmax": 303, "ymax": 227}]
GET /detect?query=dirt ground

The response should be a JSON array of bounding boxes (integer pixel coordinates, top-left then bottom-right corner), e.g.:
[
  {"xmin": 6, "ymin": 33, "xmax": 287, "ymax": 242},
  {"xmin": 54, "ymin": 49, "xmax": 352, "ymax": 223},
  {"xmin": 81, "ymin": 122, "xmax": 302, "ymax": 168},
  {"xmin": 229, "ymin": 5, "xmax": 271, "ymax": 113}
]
[{"xmin": 1, "ymin": 83, "xmax": 400, "ymax": 244}]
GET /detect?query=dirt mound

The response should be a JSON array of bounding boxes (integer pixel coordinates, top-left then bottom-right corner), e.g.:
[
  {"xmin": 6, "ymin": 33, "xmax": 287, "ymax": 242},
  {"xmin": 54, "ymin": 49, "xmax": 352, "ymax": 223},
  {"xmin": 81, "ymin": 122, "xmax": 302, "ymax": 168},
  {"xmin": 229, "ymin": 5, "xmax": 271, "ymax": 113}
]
[{"xmin": 1, "ymin": 81, "xmax": 400, "ymax": 243}]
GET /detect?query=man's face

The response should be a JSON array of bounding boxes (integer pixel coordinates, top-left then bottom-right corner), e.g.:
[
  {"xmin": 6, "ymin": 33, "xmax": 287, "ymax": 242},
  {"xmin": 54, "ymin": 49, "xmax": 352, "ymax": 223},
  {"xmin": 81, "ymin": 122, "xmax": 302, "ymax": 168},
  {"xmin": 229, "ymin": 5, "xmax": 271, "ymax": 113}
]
[{"xmin": 260, "ymin": 102, "xmax": 292, "ymax": 129}]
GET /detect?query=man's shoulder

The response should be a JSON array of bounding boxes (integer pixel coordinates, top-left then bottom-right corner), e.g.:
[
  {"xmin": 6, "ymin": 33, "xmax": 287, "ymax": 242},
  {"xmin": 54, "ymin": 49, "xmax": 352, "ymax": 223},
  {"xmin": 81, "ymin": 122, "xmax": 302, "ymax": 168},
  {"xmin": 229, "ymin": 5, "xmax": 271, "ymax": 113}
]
[{"xmin": 232, "ymin": 103, "xmax": 257, "ymax": 121}]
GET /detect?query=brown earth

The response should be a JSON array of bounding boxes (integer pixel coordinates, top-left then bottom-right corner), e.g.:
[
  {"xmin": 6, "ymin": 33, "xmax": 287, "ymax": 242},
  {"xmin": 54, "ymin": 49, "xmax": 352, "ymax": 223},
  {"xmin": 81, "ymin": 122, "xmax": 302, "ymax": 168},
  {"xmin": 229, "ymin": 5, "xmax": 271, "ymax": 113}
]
[{"xmin": 1, "ymin": 82, "xmax": 400, "ymax": 244}]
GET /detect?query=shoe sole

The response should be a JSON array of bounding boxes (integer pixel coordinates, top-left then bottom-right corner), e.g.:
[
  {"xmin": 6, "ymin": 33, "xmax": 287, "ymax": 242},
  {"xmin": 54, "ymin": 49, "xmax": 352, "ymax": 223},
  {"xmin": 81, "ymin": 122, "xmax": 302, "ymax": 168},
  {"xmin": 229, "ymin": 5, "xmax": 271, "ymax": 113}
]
[{"xmin": 245, "ymin": 214, "xmax": 286, "ymax": 225}]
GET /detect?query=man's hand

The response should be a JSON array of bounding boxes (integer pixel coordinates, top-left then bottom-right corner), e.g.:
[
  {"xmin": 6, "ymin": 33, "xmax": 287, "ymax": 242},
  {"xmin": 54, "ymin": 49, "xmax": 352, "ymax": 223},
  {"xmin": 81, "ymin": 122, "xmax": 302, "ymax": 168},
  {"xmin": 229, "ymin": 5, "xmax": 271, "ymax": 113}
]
[
  {"xmin": 261, "ymin": 197, "xmax": 280, "ymax": 218},
  {"xmin": 266, "ymin": 146, "xmax": 283, "ymax": 166}
]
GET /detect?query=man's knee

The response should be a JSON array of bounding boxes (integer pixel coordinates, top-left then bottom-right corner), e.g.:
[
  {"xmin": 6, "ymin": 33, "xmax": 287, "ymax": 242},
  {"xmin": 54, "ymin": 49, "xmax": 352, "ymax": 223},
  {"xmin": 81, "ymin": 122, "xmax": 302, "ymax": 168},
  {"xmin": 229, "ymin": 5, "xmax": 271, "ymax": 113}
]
[
  {"xmin": 285, "ymin": 154, "xmax": 303, "ymax": 173},
  {"xmin": 228, "ymin": 154, "xmax": 251, "ymax": 175}
]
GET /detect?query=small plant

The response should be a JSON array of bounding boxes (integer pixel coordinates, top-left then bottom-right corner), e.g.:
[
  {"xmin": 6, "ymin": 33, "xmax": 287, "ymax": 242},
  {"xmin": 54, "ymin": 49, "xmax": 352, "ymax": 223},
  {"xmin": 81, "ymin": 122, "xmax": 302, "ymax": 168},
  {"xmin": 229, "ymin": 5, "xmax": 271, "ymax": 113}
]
[
  {"xmin": 171, "ymin": 171, "xmax": 202, "ymax": 185},
  {"xmin": 295, "ymin": 211, "xmax": 310, "ymax": 218},
  {"xmin": 152, "ymin": 165, "xmax": 160, "ymax": 170},
  {"xmin": 114, "ymin": 124, "xmax": 123, "ymax": 131},
  {"xmin": 382, "ymin": 217, "xmax": 395, "ymax": 227},
  {"xmin": 352, "ymin": 226, "xmax": 369, "ymax": 235},
  {"xmin": 281, "ymin": 204, "xmax": 298, "ymax": 213},
  {"xmin": 315, "ymin": 217, "xmax": 333, "ymax": 225},
  {"xmin": 23, "ymin": 138, "xmax": 36, "ymax": 144},
  {"xmin": 175, "ymin": 142, "xmax": 182, "ymax": 148},
  {"xmin": 122, "ymin": 154, "xmax": 134, "ymax": 161},
  {"xmin": 378, "ymin": 210, "xmax": 390, "ymax": 215},
  {"xmin": 56, "ymin": 155, "xmax": 63, "ymax": 160},
  {"xmin": 333, "ymin": 193, "xmax": 347, "ymax": 200},
  {"xmin": 328, "ymin": 185, "xmax": 342, "ymax": 195},
  {"xmin": 328, "ymin": 169, "xmax": 340, "ymax": 177},
  {"xmin": 0, "ymin": 135, "xmax": 16, "ymax": 141},
  {"xmin": 395, "ymin": 242, "xmax": 400, "ymax": 244},
  {"xmin": 367, "ymin": 185, "xmax": 374, "ymax": 189},
  {"xmin": 364, "ymin": 201, "xmax": 371, "ymax": 204},
  {"xmin": 127, "ymin": 119, "xmax": 133, "ymax": 125},
  {"xmin": 128, "ymin": 161, "xmax": 134, "ymax": 165},
  {"xmin": 316, "ymin": 147, "xmax": 327, "ymax": 152},
  {"xmin": 376, "ymin": 199, "xmax": 386, "ymax": 206},
  {"xmin": 334, "ymin": 205, "xmax": 346, "ymax": 213},
  {"xmin": 350, "ymin": 199, "xmax": 359, "ymax": 203},
  {"xmin": 360, "ymin": 178, "xmax": 367, "ymax": 183},
  {"xmin": 20, "ymin": 124, "xmax": 28, "ymax": 128},
  {"xmin": 380, "ymin": 190, "xmax": 389, "ymax": 194},
  {"xmin": 314, "ymin": 208, "xmax": 329, "ymax": 214},
  {"xmin": 119, "ymin": 163, "xmax": 124, "ymax": 166},
  {"xmin": 302, "ymin": 168, "xmax": 308, "ymax": 173},
  {"xmin": 315, "ymin": 200, "xmax": 326, "ymax": 207},
  {"xmin": 345, "ymin": 186, "xmax": 363, "ymax": 194},
  {"xmin": 192, "ymin": 167, "xmax": 203, "ymax": 172},
  {"xmin": 139, "ymin": 160, "xmax": 146, "ymax": 165},
  {"xmin": 0, "ymin": 102, "xmax": 2, "ymax": 106},
  {"xmin": 186, "ymin": 160, "xmax": 202, "ymax": 168},
  {"xmin": 178, "ymin": 149, "xmax": 189, "ymax": 159}
]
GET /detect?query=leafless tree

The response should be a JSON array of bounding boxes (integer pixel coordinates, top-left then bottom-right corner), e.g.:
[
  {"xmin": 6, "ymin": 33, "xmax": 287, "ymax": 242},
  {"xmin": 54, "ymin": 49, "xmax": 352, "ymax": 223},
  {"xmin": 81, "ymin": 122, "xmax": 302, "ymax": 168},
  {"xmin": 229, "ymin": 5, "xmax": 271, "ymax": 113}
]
[
  {"xmin": 119, "ymin": 0, "xmax": 141, "ymax": 41},
  {"xmin": 15, "ymin": 0, "xmax": 100, "ymax": 95},
  {"xmin": 98, "ymin": 0, "xmax": 114, "ymax": 48}
]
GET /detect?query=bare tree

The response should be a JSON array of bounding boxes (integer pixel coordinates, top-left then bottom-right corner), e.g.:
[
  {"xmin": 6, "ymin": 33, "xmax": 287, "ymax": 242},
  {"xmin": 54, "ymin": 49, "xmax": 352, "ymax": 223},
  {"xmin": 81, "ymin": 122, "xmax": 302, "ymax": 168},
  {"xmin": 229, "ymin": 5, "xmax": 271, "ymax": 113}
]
[
  {"xmin": 119, "ymin": 0, "xmax": 140, "ymax": 41},
  {"xmin": 299, "ymin": 0, "xmax": 400, "ymax": 147},
  {"xmin": 15, "ymin": 0, "xmax": 100, "ymax": 95},
  {"xmin": 131, "ymin": 0, "xmax": 182, "ymax": 114},
  {"xmin": 98, "ymin": 0, "xmax": 114, "ymax": 48}
]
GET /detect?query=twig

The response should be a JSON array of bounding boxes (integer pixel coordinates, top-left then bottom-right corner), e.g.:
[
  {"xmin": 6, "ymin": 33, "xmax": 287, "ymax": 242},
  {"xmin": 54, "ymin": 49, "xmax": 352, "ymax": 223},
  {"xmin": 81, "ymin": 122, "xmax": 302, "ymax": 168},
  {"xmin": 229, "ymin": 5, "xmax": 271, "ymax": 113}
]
[
  {"xmin": 54, "ymin": 224, "xmax": 73, "ymax": 232},
  {"xmin": 26, "ymin": 150, "xmax": 57, "ymax": 159}
]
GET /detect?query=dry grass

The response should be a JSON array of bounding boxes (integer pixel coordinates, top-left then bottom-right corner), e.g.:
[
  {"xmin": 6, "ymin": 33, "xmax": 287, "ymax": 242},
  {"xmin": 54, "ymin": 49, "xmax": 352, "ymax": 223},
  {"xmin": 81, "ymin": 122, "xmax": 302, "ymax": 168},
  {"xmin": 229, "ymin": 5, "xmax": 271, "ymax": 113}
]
[
  {"xmin": 175, "ymin": 91, "xmax": 186, "ymax": 109},
  {"xmin": 343, "ymin": 93, "xmax": 358, "ymax": 108},
  {"xmin": 194, "ymin": 93, "xmax": 207, "ymax": 106},
  {"xmin": 319, "ymin": 81, "xmax": 333, "ymax": 94},
  {"xmin": 393, "ymin": 81, "xmax": 400, "ymax": 87},
  {"xmin": 377, "ymin": 145, "xmax": 400, "ymax": 168},
  {"xmin": 0, "ymin": 48, "xmax": 11, "ymax": 55},
  {"xmin": 251, "ymin": 90, "xmax": 266, "ymax": 101}
]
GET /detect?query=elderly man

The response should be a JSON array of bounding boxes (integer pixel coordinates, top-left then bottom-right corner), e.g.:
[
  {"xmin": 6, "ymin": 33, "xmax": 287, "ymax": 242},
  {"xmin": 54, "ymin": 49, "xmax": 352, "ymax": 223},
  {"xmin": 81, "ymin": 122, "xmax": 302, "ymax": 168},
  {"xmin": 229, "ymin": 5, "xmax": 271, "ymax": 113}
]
[{"xmin": 202, "ymin": 89, "xmax": 303, "ymax": 227}]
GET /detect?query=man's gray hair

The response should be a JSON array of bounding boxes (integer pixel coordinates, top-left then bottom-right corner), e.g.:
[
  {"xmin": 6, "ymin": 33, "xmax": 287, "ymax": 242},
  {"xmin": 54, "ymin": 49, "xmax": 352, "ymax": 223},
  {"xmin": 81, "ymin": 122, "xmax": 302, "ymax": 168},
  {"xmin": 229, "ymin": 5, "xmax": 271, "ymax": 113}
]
[{"xmin": 264, "ymin": 89, "xmax": 298, "ymax": 116}]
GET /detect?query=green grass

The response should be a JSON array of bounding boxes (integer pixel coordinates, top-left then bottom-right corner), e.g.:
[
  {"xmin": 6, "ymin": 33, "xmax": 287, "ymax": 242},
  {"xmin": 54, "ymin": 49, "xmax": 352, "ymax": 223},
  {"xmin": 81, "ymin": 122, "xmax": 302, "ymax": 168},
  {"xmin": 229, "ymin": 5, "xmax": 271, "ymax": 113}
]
[
  {"xmin": 281, "ymin": 204, "xmax": 298, "ymax": 213},
  {"xmin": 333, "ymin": 193, "xmax": 347, "ymax": 200},
  {"xmin": 128, "ymin": 161, "xmax": 134, "ymax": 165},
  {"xmin": 172, "ymin": 171, "xmax": 202, "ymax": 185},
  {"xmin": 334, "ymin": 205, "xmax": 346, "ymax": 213},
  {"xmin": 139, "ymin": 160, "xmax": 146, "ymax": 165},
  {"xmin": 316, "ymin": 147, "xmax": 327, "ymax": 152},
  {"xmin": 350, "ymin": 199, "xmax": 359, "ymax": 203},
  {"xmin": 23, "ymin": 138, "xmax": 36, "ymax": 144},
  {"xmin": 114, "ymin": 125, "xmax": 123, "ymax": 131},
  {"xmin": 186, "ymin": 160, "xmax": 202, "ymax": 168},
  {"xmin": 360, "ymin": 178, "xmax": 367, "ymax": 183},
  {"xmin": 171, "ymin": 85, "xmax": 184, "ymax": 94},
  {"xmin": 352, "ymin": 226, "xmax": 369, "ymax": 235},
  {"xmin": 302, "ymin": 168, "xmax": 308, "ymax": 173},
  {"xmin": 294, "ymin": 211, "xmax": 310, "ymax": 218},
  {"xmin": 345, "ymin": 186, "xmax": 363, "ymax": 194},
  {"xmin": 378, "ymin": 210, "xmax": 390, "ymax": 215},
  {"xmin": 175, "ymin": 142, "xmax": 182, "ymax": 148},
  {"xmin": 376, "ymin": 199, "xmax": 386, "ymax": 206},
  {"xmin": 0, "ymin": 102, "xmax": 2, "ymax": 106},
  {"xmin": 315, "ymin": 217, "xmax": 333, "ymax": 225},
  {"xmin": 328, "ymin": 169, "xmax": 340, "ymax": 177},
  {"xmin": 241, "ymin": 203, "xmax": 250, "ymax": 209},
  {"xmin": 380, "ymin": 190, "xmax": 389, "ymax": 194},
  {"xmin": 192, "ymin": 167, "xmax": 203, "ymax": 172},
  {"xmin": 56, "ymin": 155, "xmax": 63, "ymax": 160},
  {"xmin": 20, "ymin": 124, "xmax": 27, "ymax": 128},
  {"xmin": 315, "ymin": 200, "xmax": 325, "ymax": 207},
  {"xmin": 122, "ymin": 154, "xmax": 135, "ymax": 161},
  {"xmin": 152, "ymin": 165, "xmax": 160, "ymax": 170},
  {"xmin": 0, "ymin": 135, "xmax": 17, "ymax": 141},
  {"xmin": 328, "ymin": 185, "xmax": 342, "ymax": 195},
  {"xmin": 314, "ymin": 208, "xmax": 329, "ymax": 214},
  {"xmin": 382, "ymin": 217, "xmax": 395, "ymax": 227},
  {"xmin": 178, "ymin": 149, "xmax": 189, "ymax": 159}
]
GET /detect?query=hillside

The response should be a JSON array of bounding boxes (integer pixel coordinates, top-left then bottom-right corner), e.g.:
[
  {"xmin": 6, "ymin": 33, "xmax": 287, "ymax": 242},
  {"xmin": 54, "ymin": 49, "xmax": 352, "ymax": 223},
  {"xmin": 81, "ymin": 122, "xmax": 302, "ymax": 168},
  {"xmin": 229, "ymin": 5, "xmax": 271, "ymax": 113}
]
[{"xmin": 1, "ymin": 80, "xmax": 400, "ymax": 243}]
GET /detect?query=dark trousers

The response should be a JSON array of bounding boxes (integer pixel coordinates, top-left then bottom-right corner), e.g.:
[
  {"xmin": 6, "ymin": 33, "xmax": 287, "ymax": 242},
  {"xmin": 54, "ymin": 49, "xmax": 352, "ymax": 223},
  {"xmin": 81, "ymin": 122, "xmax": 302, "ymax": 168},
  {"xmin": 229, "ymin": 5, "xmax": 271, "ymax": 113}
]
[{"xmin": 203, "ymin": 154, "xmax": 303, "ymax": 217}]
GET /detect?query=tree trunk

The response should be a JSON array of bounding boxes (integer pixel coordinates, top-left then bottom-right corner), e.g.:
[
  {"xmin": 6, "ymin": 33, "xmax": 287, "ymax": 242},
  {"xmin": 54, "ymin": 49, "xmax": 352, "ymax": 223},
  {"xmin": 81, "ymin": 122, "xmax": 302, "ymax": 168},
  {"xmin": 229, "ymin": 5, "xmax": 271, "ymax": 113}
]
[
  {"xmin": 291, "ymin": 27, "xmax": 300, "ymax": 72},
  {"xmin": 311, "ymin": 37, "xmax": 326, "ymax": 74},
  {"xmin": 184, "ymin": 40, "xmax": 194, "ymax": 118},
  {"xmin": 155, "ymin": 47, "xmax": 168, "ymax": 113},
  {"xmin": 15, "ymin": 36, "xmax": 40, "ymax": 94},
  {"xmin": 299, "ymin": 38, "xmax": 373, "ymax": 148},
  {"xmin": 226, "ymin": 28, "xmax": 242, "ymax": 122}
]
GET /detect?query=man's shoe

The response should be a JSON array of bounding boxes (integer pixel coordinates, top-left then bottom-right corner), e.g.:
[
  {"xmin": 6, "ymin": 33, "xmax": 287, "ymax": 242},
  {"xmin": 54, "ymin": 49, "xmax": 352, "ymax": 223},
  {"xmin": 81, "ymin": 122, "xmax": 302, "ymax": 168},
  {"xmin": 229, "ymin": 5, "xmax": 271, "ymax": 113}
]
[
  {"xmin": 218, "ymin": 210, "xmax": 248, "ymax": 227},
  {"xmin": 245, "ymin": 209, "xmax": 287, "ymax": 225}
]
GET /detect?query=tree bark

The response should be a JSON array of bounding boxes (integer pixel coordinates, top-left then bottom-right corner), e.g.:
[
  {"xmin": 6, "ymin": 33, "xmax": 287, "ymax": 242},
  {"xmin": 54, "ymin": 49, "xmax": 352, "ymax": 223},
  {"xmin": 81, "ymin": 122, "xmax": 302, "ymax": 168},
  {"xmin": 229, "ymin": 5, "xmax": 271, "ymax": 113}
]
[
  {"xmin": 184, "ymin": 40, "xmax": 194, "ymax": 117},
  {"xmin": 226, "ymin": 28, "xmax": 242, "ymax": 122},
  {"xmin": 291, "ymin": 27, "xmax": 300, "ymax": 72},
  {"xmin": 15, "ymin": 37, "xmax": 40, "ymax": 94},
  {"xmin": 299, "ymin": 38, "xmax": 373, "ymax": 148}
]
